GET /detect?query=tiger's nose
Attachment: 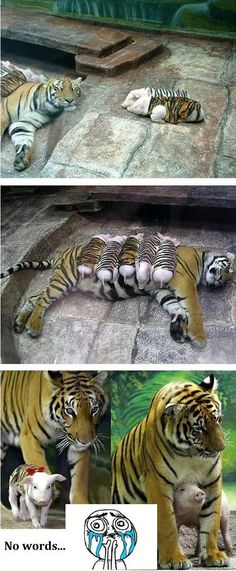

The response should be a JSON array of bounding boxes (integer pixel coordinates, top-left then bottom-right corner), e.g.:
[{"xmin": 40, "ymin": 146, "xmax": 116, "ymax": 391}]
[{"xmin": 65, "ymin": 98, "xmax": 73, "ymax": 103}]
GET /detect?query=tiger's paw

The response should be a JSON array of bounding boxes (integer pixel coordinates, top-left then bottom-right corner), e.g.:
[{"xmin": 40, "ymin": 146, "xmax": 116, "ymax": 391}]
[
  {"xmin": 25, "ymin": 312, "xmax": 43, "ymax": 337},
  {"xmin": 201, "ymin": 550, "xmax": 229, "ymax": 567},
  {"xmin": 170, "ymin": 314, "xmax": 188, "ymax": 343},
  {"xmin": 159, "ymin": 556, "xmax": 192, "ymax": 569},
  {"xmin": 14, "ymin": 299, "xmax": 35, "ymax": 334},
  {"xmin": 14, "ymin": 145, "xmax": 32, "ymax": 171}
]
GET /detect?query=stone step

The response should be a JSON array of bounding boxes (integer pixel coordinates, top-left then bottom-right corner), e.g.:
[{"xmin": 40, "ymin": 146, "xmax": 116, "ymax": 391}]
[
  {"xmin": 1, "ymin": 7, "xmax": 132, "ymax": 56},
  {"xmin": 75, "ymin": 37, "xmax": 163, "ymax": 75},
  {"xmin": 2, "ymin": 7, "xmax": 163, "ymax": 76}
]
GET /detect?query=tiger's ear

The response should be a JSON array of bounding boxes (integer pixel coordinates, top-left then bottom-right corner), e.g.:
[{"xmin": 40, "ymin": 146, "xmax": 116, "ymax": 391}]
[
  {"xmin": 164, "ymin": 403, "xmax": 184, "ymax": 418},
  {"xmin": 199, "ymin": 374, "xmax": 217, "ymax": 392},
  {"xmin": 45, "ymin": 371, "xmax": 63, "ymax": 387},
  {"xmin": 91, "ymin": 371, "xmax": 108, "ymax": 387},
  {"xmin": 226, "ymin": 252, "xmax": 235, "ymax": 265}
]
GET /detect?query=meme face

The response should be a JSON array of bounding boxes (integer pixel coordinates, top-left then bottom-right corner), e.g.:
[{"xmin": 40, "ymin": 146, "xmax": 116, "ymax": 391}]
[{"xmin": 84, "ymin": 509, "xmax": 137, "ymax": 566}]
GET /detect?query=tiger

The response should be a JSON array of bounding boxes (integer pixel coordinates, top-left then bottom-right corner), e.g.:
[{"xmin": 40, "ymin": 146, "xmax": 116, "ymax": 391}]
[
  {"xmin": 112, "ymin": 374, "xmax": 228, "ymax": 569},
  {"xmin": 121, "ymin": 86, "xmax": 204, "ymax": 123},
  {"xmin": 1, "ymin": 370, "xmax": 108, "ymax": 504},
  {"xmin": 1, "ymin": 239, "xmax": 234, "ymax": 344},
  {"xmin": 0, "ymin": 76, "xmax": 82, "ymax": 171}
]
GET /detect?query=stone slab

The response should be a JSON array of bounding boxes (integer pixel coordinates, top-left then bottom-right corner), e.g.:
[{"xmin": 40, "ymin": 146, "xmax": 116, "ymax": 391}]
[
  {"xmin": 75, "ymin": 37, "xmax": 163, "ymax": 76},
  {"xmin": 50, "ymin": 185, "xmax": 236, "ymax": 209},
  {"xmin": 1, "ymin": 7, "xmax": 132, "ymax": 56},
  {"xmin": 41, "ymin": 112, "xmax": 149, "ymax": 178}
]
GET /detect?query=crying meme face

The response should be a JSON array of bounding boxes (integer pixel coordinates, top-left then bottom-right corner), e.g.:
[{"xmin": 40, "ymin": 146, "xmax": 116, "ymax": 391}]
[{"xmin": 84, "ymin": 509, "xmax": 137, "ymax": 565}]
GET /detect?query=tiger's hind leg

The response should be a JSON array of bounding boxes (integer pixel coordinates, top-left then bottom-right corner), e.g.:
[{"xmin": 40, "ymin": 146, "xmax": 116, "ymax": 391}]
[
  {"xmin": 8, "ymin": 121, "xmax": 36, "ymax": 171},
  {"xmin": 14, "ymin": 246, "xmax": 83, "ymax": 337},
  {"xmin": 14, "ymin": 293, "xmax": 42, "ymax": 334}
]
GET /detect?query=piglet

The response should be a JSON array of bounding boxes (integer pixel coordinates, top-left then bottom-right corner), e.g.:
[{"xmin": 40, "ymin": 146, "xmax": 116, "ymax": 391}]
[
  {"xmin": 96, "ymin": 235, "xmax": 127, "ymax": 284},
  {"xmin": 121, "ymin": 87, "xmax": 149, "ymax": 109},
  {"xmin": 151, "ymin": 235, "xmax": 179, "ymax": 287},
  {"xmin": 78, "ymin": 234, "xmax": 111, "ymax": 278},
  {"xmin": 9, "ymin": 464, "xmax": 66, "ymax": 528},
  {"xmin": 174, "ymin": 483, "xmax": 233, "ymax": 556},
  {"xmin": 119, "ymin": 234, "xmax": 144, "ymax": 283},
  {"xmin": 136, "ymin": 234, "xmax": 161, "ymax": 289}
]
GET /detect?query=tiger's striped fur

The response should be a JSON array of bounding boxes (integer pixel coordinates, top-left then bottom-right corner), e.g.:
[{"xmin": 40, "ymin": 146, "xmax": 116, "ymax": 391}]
[
  {"xmin": 1, "ymin": 241, "xmax": 234, "ymax": 343},
  {"xmin": 1, "ymin": 76, "xmax": 82, "ymax": 171},
  {"xmin": 1, "ymin": 370, "xmax": 108, "ymax": 504},
  {"xmin": 1, "ymin": 69, "xmax": 27, "ymax": 98},
  {"xmin": 112, "ymin": 375, "xmax": 228, "ymax": 569}
]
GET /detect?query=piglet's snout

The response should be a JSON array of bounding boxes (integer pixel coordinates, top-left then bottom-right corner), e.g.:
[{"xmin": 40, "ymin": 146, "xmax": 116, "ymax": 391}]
[
  {"xmin": 38, "ymin": 499, "xmax": 48, "ymax": 506},
  {"xmin": 195, "ymin": 490, "xmax": 206, "ymax": 503}
]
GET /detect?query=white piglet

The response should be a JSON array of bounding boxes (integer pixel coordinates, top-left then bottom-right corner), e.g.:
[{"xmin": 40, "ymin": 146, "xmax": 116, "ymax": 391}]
[
  {"xmin": 174, "ymin": 483, "xmax": 233, "ymax": 556},
  {"xmin": 9, "ymin": 464, "xmax": 66, "ymax": 528}
]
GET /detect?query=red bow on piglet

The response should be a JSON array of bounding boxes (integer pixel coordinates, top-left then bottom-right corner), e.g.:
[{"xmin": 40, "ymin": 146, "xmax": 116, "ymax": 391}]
[{"xmin": 26, "ymin": 465, "xmax": 46, "ymax": 475}]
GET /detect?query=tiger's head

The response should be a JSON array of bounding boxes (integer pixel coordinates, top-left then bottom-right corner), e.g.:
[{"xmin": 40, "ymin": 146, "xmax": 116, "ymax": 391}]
[
  {"xmin": 44, "ymin": 371, "xmax": 108, "ymax": 453},
  {"xmin": 45, "ymin": 77, "xmax": 82, "ymax": 109},
  {"xmin": 203, "ymin": 251, "xmax": 235, "ymax": 287},
  {"xmin": 160, "ymin": 374, "xmax": 225, "ymax": 457}
]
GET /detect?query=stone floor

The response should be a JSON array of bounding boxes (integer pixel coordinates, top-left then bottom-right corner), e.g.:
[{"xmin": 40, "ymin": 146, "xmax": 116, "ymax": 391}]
[
  {"xmin": 1, "ymin": 189, "xmax": 236, "ymax": 365},
  {"xmin": 1, "ymin": 30, "xmax": 236, "ymax": 179}
]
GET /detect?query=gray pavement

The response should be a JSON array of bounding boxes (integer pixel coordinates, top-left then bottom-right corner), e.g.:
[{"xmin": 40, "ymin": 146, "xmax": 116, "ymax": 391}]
[
  {"xmin": 1, "ymin": 190, "xmax": 235, "ymax": 365},
  {"xmin": 1, "ymin": 32, "xmax": 236, "ymax": 179}
]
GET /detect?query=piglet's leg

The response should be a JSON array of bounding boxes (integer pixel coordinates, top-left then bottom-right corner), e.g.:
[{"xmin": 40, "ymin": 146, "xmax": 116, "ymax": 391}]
[
  {"xmin": 19, "ymin": 495, "xmax": 30, "ymax": 520},
  {"xmin": 150, "ymin": 105, "xmax": 166, "ymax": 122},
  {"xmin": 9, "ymin": 486, "xmax": 20, "ymax": 519},
  {"xmin": 40, "ymin": 504, "xmax": 50, "ymax": 528},
  {"xmin": 25, "ymin": 495, "xmax": 41, "ymax": 528}
]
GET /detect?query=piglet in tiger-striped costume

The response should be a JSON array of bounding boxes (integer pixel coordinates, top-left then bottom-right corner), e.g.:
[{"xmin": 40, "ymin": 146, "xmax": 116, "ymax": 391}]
[
  {"xmin": 9, "ymin": 463, "xmax": 66, "ymax": 528},
  {"xmin": 151, "ymin": 235, "xmax": 179, "ymax": 287},
  {"xmin": 122, "ymin": 87, "xmax": 204, "ymax": 124}
]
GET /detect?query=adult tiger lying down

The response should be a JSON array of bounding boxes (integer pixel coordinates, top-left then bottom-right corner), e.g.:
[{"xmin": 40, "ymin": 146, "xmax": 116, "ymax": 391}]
[
  {"xmin": 1, "ymin": 237, "xmax": 234, "ymax": 344},
  {"xmin": 1, "ymin": 76, "xmax": 82, "ymax": 171},
  {"xmin": 112, "ymin": 375, "xmax": 229, "ymax": 569}
]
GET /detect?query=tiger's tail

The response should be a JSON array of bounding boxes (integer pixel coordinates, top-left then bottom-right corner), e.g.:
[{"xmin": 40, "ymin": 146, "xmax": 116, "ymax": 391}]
[{"xmin": 1, "ymin": 259, "xmax": 55, "ymax": 279}]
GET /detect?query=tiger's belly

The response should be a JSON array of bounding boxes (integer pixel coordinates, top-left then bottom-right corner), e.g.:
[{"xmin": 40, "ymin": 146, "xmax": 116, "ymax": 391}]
[
  {"xmin": 173, "ymin": 454, "xmax": 220, "ymax": 486},
  {"xmin": 76, "ymin": 274, "xmax": 156, "ymax": 301}
]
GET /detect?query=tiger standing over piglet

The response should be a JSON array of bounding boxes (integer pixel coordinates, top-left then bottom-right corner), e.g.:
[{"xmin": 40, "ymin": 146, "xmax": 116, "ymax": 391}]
[{"xmin": 112, "ymin": 374, "xmax": 229, "ymax": 569}]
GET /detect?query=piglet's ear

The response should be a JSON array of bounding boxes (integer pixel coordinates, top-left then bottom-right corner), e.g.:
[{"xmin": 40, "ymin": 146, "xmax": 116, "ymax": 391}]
[
  {"xmin": 21, "ymin": 476, "xmax": 33, "ymax": 485},
  {"xmin": 48, "ymin": 474, "xmax": 66, "ymax": 484}
]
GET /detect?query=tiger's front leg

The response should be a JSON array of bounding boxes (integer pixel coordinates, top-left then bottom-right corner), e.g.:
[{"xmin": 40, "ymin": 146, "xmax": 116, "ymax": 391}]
[
  {"xmin": 145, "ymin": 475, "xmax": 192, "ymax": 569},
  {"xmin": 170, "ymin": 275, "xmax": 207, "ymax": 345},
  {"xmin": 199, "ymin": 478, "xmax": 228, "ymax": 567},
  {"xmin": 153, "ymin": 288, "xmax": 189, "ymax": 343},
  {"xmin": 68, "ymin": 447, "xmax": 90, "ymax": 504},
  {"xmin": 9, "ymin": 121, "xmax": 36, "ymax": 171}
]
